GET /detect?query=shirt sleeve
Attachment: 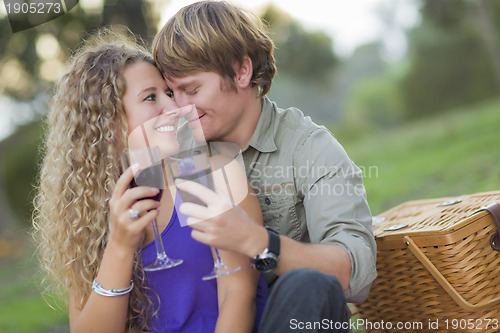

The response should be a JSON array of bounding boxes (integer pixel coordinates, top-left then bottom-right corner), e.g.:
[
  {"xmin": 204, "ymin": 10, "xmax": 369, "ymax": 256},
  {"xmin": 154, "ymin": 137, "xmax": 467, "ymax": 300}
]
[{"xmin": 294, "ymin": 127, "xmax": 377, "ymax": 303}]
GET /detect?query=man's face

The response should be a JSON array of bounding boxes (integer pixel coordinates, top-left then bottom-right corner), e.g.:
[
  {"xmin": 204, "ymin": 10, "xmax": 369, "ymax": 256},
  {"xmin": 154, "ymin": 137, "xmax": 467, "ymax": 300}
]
[{"xmin": 166, "ymin": 72, "xmax": 246, "ymax": 143}]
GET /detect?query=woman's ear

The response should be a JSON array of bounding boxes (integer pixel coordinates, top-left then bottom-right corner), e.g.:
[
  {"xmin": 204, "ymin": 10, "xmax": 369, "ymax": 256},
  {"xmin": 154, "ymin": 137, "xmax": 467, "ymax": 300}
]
[{"xmin": 234, "ymin": 56, "xmax": 253, "ymax": 90}]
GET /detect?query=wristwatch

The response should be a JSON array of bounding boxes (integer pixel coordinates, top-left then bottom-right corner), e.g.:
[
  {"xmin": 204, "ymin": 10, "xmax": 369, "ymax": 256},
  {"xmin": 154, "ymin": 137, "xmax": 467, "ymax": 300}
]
[{"xmin": 251, "ymin": 227, "xmax": 280, "ymax": 273}]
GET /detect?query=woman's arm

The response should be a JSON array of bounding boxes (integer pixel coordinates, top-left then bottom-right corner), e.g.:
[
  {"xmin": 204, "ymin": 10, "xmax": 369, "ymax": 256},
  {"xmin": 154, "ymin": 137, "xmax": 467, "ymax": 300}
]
[
  {"xmin": 69, "ymin": 242, "xmax": 134, "ymax": 333},
  {"xmin": 215, "ymin": 184, "xmax": 262, "ymax": 333},
  {"xmin": 69, "ymin": 165, "xmax": 160, "ymax": 333}
]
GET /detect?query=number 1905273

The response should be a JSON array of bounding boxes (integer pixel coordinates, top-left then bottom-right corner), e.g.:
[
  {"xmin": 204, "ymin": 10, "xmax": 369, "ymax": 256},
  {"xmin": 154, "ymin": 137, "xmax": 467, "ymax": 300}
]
[
  {"xmin": 444, "ymin": 318, "xmax": 499, "ymax": 330},
  {"xmin": 5, "ymin": 1, "xmax": 63, "ymax": 15}
]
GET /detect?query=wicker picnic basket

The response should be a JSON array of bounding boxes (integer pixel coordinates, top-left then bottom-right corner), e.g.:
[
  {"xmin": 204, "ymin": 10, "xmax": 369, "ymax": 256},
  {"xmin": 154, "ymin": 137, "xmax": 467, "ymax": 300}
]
[{"xmin": 357, "ymin": 191, "xmax": 500, "ymax": 333}]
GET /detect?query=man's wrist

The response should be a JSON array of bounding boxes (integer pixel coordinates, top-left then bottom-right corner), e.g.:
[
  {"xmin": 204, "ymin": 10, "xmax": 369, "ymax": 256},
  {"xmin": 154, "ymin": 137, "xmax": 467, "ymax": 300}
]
[
  {"xmin": 250, "ymin": 227, "xmax": 280, "ymax": 273},
  {"xmin": 242, "ymin": 225, "xmax": 269, "ymax": 258}
]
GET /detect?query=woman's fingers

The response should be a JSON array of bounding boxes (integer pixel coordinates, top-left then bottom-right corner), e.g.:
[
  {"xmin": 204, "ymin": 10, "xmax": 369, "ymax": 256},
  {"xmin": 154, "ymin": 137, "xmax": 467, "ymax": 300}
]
[
  {"xmin": 129, "ymin": 209, "xmax": 158, "ymax": 233},
  {"xmin": 121, "ymin": 186, "xmax": 161, "ymax": 210},
  {"xmin": 112, "ymin": 163, "xmax": 139, "ymax": 199},
  {"xmin": 107, "ymin": 164, "xmax": 166, "ymax": 250},
  {"xmin": 128, "ymin": 197, "xmax": 161, "ymax": 219}
]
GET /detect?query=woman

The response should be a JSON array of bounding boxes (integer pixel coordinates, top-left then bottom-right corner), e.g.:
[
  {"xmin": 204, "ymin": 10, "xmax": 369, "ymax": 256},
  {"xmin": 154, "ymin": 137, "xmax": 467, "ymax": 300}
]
[{"xmin": 32, "ymin": 29, "xmax": 266, "ymax": 333}]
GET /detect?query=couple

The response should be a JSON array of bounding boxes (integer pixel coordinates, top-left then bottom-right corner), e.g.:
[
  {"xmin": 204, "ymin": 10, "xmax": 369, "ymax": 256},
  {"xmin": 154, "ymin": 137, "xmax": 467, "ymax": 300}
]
[{"xmin": 33, "ymin": 1, "xmax": 376, "ymax": 332}]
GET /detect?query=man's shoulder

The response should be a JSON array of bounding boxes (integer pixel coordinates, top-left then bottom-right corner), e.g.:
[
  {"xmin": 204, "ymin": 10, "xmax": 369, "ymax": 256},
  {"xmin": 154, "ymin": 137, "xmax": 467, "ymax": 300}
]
[
  {"xmin": 273, "ymin": 105, "xmax": 317, "ymax": 131},
  {"xmin": 270, "ymin": 104, "xmax": 335, "ymax": 147}
]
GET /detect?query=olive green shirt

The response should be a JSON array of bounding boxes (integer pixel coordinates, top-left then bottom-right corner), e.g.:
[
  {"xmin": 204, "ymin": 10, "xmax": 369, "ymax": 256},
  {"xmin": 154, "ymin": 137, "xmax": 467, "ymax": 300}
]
[{"xmin": 242, "ymin": 97, "xmax": 377, "ymax": 303}]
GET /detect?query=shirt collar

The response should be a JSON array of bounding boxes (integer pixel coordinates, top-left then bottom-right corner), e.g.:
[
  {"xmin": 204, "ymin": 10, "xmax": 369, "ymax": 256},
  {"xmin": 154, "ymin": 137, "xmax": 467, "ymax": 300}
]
[{"xmin": 246, "ymin": 97, "xmax": 278, "ymax": 153}]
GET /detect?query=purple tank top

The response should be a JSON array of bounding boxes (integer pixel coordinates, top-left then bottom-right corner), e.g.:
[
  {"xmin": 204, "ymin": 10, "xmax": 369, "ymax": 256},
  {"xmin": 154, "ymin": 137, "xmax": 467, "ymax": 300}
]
[{"xmin": 140, "ymin": 199, "xmax": 268, "ymax": 332}]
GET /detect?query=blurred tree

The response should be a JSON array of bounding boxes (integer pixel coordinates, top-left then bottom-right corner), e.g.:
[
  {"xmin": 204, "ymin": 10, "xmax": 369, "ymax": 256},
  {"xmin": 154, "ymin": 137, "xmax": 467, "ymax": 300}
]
[
  {"xmin": 259, "ymin": 4, "xmax": 340, "ymax": 124},
  {"xmin": 400, "ymin": 0, "xmax": 500, "ymax": 119},
  {"xmin": 0, "ymin": 0, "xmax": 160, "ymax": 101},
  {"xmin": 0, "ymin": 175, "xmax": 16, "ymax": 234},
  {"xmin": 260, "ymin": 4, "xmax": 337, "ymax": 82},
  {"xmin": 0, "ymin": 121, "xmax": 42, "ymax": 228},
  {"xmin": 470, "ymin": 0, "xmax": 500, "ymax": 93},
  {"xmin": 346, "ymin": 74, "xmax": 404, "ymax": 131},
  {"xmin": 339, "ymin": 42, "xmax": 404, "ymax": 134}
]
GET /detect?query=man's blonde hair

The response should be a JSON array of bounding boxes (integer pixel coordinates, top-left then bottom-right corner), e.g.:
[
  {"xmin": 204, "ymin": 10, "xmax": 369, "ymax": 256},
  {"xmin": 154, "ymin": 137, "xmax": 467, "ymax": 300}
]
[{"xmin": 153, "ymin": 0, "xmax": 276, "ymax": 97}]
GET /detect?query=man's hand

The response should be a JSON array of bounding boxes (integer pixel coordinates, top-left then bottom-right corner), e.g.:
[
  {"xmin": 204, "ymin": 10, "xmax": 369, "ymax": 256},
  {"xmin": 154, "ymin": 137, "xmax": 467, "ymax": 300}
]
[{"xmin": 175, "ymin": 180, "xmax": 267, "ymax": 257}]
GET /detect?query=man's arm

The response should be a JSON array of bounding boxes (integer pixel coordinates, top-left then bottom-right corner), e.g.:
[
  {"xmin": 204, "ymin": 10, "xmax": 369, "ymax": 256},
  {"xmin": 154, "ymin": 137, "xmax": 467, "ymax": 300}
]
[
  {"xmin": 241, "ymin": 227, "xmax": 352, "ymax": 289},
  {"xmin": 179, "ymin": 155, "xmax": 261, "ymax": 333},
  {"xmin": 293, "ymin": 127, "xmax": 377, "ymax": 301},
  {"xmin": 177, "ymin": 129, "xmax": 376, "ymax": 301},
  {"xmin": 176, "ymin": 180, "xmax": 353, "ymax": 290}
]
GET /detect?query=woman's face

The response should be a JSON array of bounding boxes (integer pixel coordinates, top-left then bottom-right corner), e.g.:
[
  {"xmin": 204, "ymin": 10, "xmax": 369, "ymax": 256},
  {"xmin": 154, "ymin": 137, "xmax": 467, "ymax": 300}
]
[{"xmin": 122, "ymin": 61, "xmax": 180, "ymax": 158}]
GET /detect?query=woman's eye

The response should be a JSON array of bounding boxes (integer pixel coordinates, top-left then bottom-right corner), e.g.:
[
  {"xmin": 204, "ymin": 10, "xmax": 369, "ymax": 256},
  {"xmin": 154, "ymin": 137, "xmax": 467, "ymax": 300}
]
[{"xmin": 144, "ymin": 94, "xmax": 156, "ymax": 101}]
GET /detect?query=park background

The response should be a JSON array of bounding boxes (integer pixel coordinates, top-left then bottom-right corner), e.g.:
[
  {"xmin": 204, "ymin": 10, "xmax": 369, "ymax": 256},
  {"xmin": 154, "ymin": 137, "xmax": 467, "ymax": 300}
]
[{"xmin": 0, "ymin": 0, "xmax": 499, "ymax": 331}]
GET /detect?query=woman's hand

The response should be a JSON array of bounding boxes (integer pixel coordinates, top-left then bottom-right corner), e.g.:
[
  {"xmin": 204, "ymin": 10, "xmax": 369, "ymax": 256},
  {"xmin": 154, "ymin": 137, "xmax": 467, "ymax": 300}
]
[{"xmin": 107, "ymin": 164, "xmax": 161, "ymax": 253}]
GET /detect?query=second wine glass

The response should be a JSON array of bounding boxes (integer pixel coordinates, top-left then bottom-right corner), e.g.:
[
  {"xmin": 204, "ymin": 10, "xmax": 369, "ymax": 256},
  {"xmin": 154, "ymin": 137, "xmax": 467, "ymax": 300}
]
[{"xmin": 168, "ymin": 149, "xmax": 240, "ymax": 280}]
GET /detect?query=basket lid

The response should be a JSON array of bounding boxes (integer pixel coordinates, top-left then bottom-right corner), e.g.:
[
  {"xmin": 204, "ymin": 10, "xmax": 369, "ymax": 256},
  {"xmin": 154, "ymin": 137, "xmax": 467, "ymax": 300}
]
[{"xmin": 372, "ymin": 191, "xmax": 500, "ymax": 249}]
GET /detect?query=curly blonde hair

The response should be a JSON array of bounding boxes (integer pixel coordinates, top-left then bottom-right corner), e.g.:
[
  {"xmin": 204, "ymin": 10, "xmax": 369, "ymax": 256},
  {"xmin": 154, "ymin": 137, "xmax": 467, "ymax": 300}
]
[{"xmin": 33, "ymin": 28, "xmax": 157, "ymax": 331}]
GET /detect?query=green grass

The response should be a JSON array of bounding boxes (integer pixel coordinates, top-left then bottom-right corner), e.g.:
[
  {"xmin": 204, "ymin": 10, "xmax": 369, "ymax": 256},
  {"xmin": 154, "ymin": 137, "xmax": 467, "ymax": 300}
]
[
  {"xmin": 0, "ymin": 247, "xmax": 68, "ymax": 333},
  {"xmin": 1, "ymin": 98, "xmax": 500, "ymax": 332},
  {"xmin": 337, "ymin": 98, "xmax": 500, "ymax": 215}
]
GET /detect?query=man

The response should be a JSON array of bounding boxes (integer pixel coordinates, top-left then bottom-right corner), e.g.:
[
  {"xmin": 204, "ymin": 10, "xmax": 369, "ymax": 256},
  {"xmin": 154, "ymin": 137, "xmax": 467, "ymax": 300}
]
[{"xmin": 153, "ymin": 1, "xmax": 376, "ymax": 331}]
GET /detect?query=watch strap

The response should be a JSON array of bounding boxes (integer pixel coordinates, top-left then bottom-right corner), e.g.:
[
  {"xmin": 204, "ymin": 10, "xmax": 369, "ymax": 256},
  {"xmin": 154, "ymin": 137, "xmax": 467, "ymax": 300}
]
[{"xmin": 266, "ymin": 226, "xmax": 280, "ymax": 256}]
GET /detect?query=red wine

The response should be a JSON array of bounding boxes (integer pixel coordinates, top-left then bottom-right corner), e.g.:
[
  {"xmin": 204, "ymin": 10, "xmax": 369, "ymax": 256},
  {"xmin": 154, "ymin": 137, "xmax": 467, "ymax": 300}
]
[
  {"xmin": 175, "ymin": 168, "xmax": 214, "ymax": 206},
  {"xmin": 130, "ymin": 163, "xmax": 165, "ymax": 202}
]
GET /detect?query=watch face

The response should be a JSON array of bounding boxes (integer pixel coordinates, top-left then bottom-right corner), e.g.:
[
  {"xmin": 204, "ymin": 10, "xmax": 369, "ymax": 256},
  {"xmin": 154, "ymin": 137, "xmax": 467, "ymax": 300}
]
[{"xmin": 255, "ymin": 257, "xmax": 277, "ymax": 273}]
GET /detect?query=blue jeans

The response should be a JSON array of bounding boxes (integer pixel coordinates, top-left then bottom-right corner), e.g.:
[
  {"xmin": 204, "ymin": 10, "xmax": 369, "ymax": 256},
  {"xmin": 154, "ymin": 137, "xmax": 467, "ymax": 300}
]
[{"xmin": 258, "ymin": 268, "xmax": 350, "ymax": 332}]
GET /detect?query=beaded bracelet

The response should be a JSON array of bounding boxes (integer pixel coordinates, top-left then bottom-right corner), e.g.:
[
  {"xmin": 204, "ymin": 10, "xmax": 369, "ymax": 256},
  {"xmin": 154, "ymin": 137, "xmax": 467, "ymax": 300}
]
[{"xmin": 92, "ymin": 279, "xmax": 134, "ymax": 297}]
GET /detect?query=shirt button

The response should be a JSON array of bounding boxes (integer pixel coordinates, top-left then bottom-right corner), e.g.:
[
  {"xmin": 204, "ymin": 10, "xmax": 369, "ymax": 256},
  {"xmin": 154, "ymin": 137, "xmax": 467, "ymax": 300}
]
[{"xmin": 264, "ymin": 197, "xmax": 271, "ymax": 205}]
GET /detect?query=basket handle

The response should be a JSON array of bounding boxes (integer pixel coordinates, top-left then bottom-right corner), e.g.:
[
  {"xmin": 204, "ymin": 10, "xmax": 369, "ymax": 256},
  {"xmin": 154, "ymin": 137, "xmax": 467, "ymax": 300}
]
[
  {"xmin": 404, "ymin": 236, "xmax": 500, "ymax": 312},
  {"xmin": 474, "ymin": 202, "xmax": 500, "ymax": 251}
]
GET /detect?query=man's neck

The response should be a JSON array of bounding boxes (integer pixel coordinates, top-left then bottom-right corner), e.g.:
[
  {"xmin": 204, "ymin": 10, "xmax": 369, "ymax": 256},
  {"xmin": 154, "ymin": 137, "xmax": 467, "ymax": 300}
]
[{"xmin": 222, "ymin": 96, "xmax": 263, "ymax": 150}]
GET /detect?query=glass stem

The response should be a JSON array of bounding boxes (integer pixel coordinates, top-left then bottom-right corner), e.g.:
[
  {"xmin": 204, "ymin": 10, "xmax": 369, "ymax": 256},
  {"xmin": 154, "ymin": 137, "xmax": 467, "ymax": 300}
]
[
  {"xmin": 151, "ymin": 219, "xmax": 167, "ymax": 260},
  {"xmin": 212, "ymin": 247, "xmax": 224, "ymax": 267}
]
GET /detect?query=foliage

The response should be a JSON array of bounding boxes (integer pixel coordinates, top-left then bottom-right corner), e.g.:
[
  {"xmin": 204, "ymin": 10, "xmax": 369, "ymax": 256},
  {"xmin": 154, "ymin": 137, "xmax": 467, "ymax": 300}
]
[
  {"xmin": 400, "ymin": 0, "xmax": 500, "ymax": 119},
  {"xmin": 260, "ymin": 4, "xmax": 337, "ymax": 82},
  {"xmin": 0, "ymin": 121, "xmax": 43, "ymax": 227},
  {"xmin": 0, "ymin": 0, "xmax": 158, "ymax": 101},
  {"xmin": 344, "ymin": 73, "xmax": 404, "ymax": 131},
  {"xmin": 260, "ymin": 4, "xmax": 340, "ymax": 123}
]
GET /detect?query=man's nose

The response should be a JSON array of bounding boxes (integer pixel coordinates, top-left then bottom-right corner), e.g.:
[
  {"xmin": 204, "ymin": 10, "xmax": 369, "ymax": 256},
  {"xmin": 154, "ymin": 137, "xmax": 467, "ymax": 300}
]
[
  {"xmin": 160, "ymin": 94, "xmax": 179, "ymax": 113},
  {"xmin": 172, "ymin": 93, "xmax": 191, "ymax": 108}
]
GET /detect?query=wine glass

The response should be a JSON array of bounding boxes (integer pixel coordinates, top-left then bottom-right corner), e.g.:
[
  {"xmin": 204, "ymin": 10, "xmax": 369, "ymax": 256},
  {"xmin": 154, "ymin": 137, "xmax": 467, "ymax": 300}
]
[
  {"xmin": 121, "ymin": 146, "xmax": 183, "ymax": 271},
  {"xmin": 168, "ymin": 148, "xmax": 241, "ymax": 280}
]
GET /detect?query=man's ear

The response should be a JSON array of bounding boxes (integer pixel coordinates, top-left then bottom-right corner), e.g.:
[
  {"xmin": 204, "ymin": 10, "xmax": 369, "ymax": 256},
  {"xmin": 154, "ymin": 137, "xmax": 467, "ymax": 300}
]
[{"xmin": 234, "ymin": 56, "xmax": 253, "ymax": 90}]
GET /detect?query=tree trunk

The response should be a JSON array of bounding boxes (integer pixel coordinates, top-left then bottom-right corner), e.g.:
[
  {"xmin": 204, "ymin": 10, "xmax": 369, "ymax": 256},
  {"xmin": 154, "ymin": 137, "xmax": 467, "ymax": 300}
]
[
  {"xmin": 0, "ymin": 176, "xmax": 16, "ymax": 235},
  {"xmin": 101, "ymin": 0, "xmax": 152, "ymax": 40},
  {"xmin": 472, "ymin": 0, "xmax": 500, "ymax": 94}
]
